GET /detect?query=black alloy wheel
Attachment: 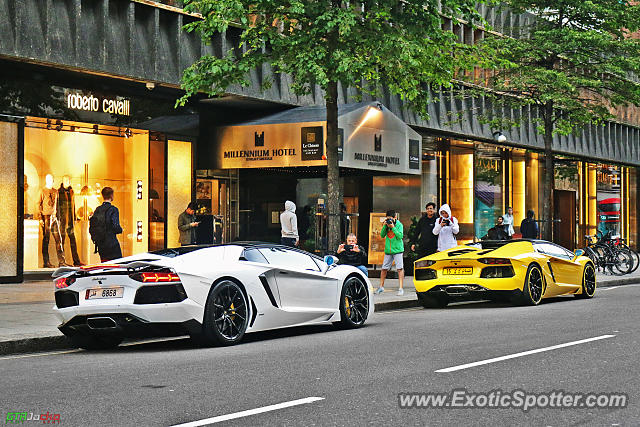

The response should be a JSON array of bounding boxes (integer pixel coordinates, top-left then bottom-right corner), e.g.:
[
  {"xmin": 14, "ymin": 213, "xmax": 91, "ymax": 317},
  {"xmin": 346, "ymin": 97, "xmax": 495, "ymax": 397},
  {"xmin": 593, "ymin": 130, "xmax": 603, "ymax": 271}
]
[
  {"xmin": 575, "ymin": 263, "xmax": 596, "ymax": 299},
  {"xmin": 199, "ymin": 280, "xmax": 249, "ymax": 346},
  {"xmin": 338, "ymin": 276, "xmax": 369, "ymax": 328},
  {"xmin": 521, "ymin": 264, "xmax": 544, "ymax": 306}
]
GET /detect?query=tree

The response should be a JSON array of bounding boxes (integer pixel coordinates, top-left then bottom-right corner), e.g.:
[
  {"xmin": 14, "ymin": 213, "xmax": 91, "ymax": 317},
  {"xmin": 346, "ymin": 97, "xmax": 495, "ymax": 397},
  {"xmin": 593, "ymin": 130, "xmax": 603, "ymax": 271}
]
[
  {"xmin": 177, "ymin": 0, "xmax": 486, "ymax": 251},
  {"xmin": 469, "ymin": 0, "xmax": 640, "ymax": 240}
]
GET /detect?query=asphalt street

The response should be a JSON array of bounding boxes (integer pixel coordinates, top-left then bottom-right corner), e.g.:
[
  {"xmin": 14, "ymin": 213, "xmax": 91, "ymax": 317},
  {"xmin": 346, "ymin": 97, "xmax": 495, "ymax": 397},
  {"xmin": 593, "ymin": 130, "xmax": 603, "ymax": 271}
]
[{"xmin": 2, "ymin": 284, "xmax": 639, "ymax": 426}]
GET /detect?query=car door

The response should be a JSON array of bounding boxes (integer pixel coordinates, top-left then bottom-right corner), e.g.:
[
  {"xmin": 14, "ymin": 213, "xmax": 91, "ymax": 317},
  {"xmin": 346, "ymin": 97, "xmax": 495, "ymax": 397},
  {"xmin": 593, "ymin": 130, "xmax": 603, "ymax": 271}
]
[
  {"xmin": 258, "ymin": 247, "xmax": 339, "ymax": 312},
  {"xmin": 535, "ymin": 243, "xmax": 582, "ymax": 295}
]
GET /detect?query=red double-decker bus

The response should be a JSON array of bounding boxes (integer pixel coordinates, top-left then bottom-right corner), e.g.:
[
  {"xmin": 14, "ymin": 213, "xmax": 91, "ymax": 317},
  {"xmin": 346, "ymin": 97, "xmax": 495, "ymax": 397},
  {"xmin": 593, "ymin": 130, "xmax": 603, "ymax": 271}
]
[{"xmin": 597, "ymin": 197, "xmax": 621, "ymax": 236}]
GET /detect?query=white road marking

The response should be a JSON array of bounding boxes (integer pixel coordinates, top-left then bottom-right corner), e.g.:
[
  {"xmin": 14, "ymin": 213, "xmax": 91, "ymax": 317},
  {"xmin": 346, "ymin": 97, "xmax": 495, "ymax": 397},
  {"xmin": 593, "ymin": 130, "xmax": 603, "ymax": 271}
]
[
  {"xmin": 170, "ymin": 397, "xmax": 325, "ymax": 427},
  {"xmin": 600, "ymin": 284, "xmax": 640, "ymax": 291},
  {"xmin": 435, "ymin": 335, "xmax": 615, "ymax": 373},
  {"xmin": 0, "ymin": 349, "xmax": 81, "ymax": 361}
]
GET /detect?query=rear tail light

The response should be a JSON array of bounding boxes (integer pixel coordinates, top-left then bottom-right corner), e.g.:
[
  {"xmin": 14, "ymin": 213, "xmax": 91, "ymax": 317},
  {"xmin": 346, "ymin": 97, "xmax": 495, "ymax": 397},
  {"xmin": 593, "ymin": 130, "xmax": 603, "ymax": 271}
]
[
  {"xmin": 478, "ymin": 258, "xmax": 511, "ymax": 265},
  {"xmin": 130, "ymin": 271, "xmax": 181, "ymax": 283},
  {"xmin": 55, "ymin": 277, "xmax": 75, "ymax": 289},
  {"xmin": 415, "ymin": 259, "xmax": 436, "ymax": 268}
]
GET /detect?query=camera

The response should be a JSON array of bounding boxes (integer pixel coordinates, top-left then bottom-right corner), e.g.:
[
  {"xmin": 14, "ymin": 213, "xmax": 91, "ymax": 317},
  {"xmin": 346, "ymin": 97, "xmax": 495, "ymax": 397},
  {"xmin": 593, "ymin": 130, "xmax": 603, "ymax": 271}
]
[
  {"xmin": 442, "ymin": 219, "xmax": 450, "ymax": 226},
  {"xmin": 344, "ymin": 244, "xmax": 353, "ymax": 250},
  {"xmin": 385, "ymin": 218, "xmax": 395, "ymax": 225}
]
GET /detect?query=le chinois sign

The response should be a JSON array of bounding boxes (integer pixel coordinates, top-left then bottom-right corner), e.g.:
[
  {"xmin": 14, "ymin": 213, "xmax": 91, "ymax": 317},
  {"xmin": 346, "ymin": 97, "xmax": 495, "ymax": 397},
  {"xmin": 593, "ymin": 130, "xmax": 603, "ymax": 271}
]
[{"xmin": 66, "ymin": 91, "xmax": 131, "ymax": 116}]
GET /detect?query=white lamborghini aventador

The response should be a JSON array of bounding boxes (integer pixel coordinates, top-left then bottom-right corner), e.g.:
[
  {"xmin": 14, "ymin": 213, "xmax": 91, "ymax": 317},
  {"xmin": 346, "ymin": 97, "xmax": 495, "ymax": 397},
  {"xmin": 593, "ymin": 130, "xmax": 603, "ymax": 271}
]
[{"xmin": 52, "ymin": 243, "xmax": 374, "ymax": 349}]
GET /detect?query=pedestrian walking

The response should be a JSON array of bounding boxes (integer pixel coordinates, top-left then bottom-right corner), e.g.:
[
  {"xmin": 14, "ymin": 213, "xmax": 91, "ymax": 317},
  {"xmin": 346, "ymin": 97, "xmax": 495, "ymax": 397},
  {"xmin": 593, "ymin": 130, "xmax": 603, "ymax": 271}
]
[
  {"xmin": 375, "ymin": 209, "xmax": 405, "ymax": 296},
  {"xmin": 410, "ymin": 202, "xmax": 439, "ymax": 258},
  {"xmin": 178, "ymin": 202, "xmax": 200, "ymax": 246},
  {"xmin": 89, "ymin": 187, "xmax": 123, "ymax": 262},
  {"xmin": 432, "ymin": 204, "xmax": 459, "ymax": 251},
  {"xmin": 337, "ymin": 233, "xmax": 368, "ymax": 276},
  {"xmin": 502, "ymin": 206, "xmax": 515, "ymax": 239},
  {"xmin": 520, "ymin": 209, "xmax": 539, "ymax": 239},
  {"xmin": 280, "ymin": 200, "xmax": 299, "ymax": 247}
]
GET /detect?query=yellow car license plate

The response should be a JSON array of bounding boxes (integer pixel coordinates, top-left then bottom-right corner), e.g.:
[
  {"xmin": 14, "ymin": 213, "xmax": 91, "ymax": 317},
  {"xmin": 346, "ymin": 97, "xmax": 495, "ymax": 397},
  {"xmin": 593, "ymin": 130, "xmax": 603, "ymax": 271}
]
[{"xmin": 443, "ymin": 267, "xmax": 473, "ymax": 275}]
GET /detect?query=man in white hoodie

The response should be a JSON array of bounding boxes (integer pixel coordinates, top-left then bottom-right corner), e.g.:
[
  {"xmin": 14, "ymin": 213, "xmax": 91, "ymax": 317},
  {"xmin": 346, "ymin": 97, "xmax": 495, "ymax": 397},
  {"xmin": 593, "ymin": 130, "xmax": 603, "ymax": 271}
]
[
  {"xmin": 432, "ymin": 204, "xmax": 459, "ymax": 251},
  {"xmin": 280, "ymin": 200, "xmax": 299, "ymax": 247}
]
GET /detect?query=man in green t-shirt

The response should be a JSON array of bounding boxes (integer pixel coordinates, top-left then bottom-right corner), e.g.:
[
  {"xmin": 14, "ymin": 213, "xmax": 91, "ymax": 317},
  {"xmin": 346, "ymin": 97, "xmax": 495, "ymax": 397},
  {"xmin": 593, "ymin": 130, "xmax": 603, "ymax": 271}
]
[{"xmin": 375, "ymin": 209, "xmax": 405, "ymax": 296}]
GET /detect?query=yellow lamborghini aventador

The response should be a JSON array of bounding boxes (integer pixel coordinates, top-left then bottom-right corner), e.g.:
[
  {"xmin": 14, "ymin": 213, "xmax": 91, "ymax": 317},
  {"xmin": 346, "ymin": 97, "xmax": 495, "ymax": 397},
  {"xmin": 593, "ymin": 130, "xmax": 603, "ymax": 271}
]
[{"xmin": 414, "ymin": 239, "xmax": 596, "ymax": 308}]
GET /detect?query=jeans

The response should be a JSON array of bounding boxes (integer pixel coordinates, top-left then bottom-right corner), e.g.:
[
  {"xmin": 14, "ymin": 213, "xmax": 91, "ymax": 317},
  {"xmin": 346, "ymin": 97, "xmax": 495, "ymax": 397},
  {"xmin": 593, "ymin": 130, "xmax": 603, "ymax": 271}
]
[
  {"xmin": 59, "ymin": 216, "xmax": 81, "ymax": 265},
  {"xmin": 281, "ymin": 237, "xmax": 297, "ymax": 247},
  {"xmin": 356, "ymin": 265, "xmax": 368, "ymax": 277}
]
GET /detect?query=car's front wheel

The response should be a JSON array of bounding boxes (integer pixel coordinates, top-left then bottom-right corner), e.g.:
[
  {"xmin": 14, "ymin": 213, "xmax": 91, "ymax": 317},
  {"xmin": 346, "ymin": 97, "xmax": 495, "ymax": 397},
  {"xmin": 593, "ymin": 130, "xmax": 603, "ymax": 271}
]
[
  {"xmin": 575, "ymin": 263, "xmax": 596, "ymax": 299},
  {"xmin": 198, "ymin": 280, "xmax": 249, "ymax": 346},
  {"xmin": 337, "ymin": 276, "xmax": 369, "ymax": 328},
  {"xmin": 520, "ymin": 264, "xmax": 544, "ymax": 306},
  {"xmin": 68, "ymin": 333, "xmax": 122, "ymax": 350}
]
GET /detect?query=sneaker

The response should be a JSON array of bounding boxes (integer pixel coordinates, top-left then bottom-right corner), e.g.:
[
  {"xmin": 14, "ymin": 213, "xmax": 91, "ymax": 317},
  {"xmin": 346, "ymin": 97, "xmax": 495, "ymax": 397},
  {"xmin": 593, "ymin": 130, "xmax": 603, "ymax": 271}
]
[
  {"xmin": 375, "ymin": 287, "xmax": 385, "ymax": 294},
  {"xmin": 396, "ymin": 288, "xmax": 404, "ymax": 296}
]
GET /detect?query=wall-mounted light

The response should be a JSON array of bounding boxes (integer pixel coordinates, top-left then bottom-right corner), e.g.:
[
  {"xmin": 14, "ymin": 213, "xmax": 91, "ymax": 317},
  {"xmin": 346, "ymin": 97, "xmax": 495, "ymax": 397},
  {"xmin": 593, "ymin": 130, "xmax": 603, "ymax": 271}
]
[
  {"xmin": 492, "ymin": 131, "xmax": 507, "ymax": 143},
  {"xmin": 136, "ymin": 221, "xmax": 143, "ymax": 242},
  {"xmin": 92, "ymin": 124, "xmax": 99, "ymax": 134},
  {"xmin": 46, "ymin": 119, "xmax": 52, "ymax": 130},
  {"xmin": 55, "ymin": 120, "xmax": 63, "ymax": 131},
  {"xmin": 375, "ymin": 101, "xmax": 383, "ymax": 111},
  {"xmin": 136, "ymin": 180, "xmax": 143, "ymax": 199},
  {"xmin": 124, "ymin": 128, "xmax": 133, "ymax": 138}
]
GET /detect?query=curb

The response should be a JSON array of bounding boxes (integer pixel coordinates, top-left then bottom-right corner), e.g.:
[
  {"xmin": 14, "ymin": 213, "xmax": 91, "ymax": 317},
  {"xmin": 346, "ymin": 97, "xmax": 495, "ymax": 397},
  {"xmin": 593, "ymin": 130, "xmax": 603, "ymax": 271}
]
[{"xmin": 0, "ymin": 335, "xmax": 73, "ymax": 356}]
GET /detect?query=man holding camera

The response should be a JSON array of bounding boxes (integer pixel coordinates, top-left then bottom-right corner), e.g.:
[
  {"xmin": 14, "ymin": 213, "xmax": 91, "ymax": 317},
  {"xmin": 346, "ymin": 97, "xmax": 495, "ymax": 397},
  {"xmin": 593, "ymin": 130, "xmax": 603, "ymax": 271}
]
[
  {"xmin": 337, "ymin": 233, "xmax": 368, "ymax": 276},
  {"xmin": 375, "ymin": 210, "xmax": 405, "ymax": 296}
]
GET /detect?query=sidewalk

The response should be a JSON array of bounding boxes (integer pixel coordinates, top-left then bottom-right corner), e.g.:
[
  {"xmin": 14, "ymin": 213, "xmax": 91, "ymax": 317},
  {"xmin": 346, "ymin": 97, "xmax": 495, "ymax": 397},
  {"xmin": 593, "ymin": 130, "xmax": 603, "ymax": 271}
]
[{"xmin": 1, "ymin": 270, "xmax": 639, "ymax": 355}]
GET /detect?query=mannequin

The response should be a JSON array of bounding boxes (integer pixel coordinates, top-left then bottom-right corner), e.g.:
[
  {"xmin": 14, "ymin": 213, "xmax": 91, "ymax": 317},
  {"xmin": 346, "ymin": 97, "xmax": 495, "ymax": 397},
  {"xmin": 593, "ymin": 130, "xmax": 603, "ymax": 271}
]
[
  {"xmin": 38, "ymin": 174, "xmax": 67, "ymax": 268},
  {"xmin": 57, "ymin": 175, "xmax": 83, "ymax": 266},
  {"xmin": 24, "ymin": 174, "xmax": 32, "ymax": 219}
]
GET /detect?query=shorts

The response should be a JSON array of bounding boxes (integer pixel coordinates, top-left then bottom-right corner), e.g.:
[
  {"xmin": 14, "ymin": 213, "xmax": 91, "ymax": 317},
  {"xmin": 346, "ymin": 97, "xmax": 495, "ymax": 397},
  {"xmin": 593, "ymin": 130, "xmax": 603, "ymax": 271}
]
[{"xmin": 382, "ymin": 253, "xmax": 404, "ymax": 270}]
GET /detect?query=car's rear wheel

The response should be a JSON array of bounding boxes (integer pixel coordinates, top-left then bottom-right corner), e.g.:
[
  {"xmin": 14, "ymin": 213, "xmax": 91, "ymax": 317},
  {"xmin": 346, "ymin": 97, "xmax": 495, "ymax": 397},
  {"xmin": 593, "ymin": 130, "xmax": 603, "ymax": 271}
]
[
  {"xmin": 575, "ymin": 263, "xmax": 596, "ymax": 299},
  {"xmin": 337, "ymin": 276, "xmax": 369, "ymax": 328},
  {"xmin": 418, "ymin": 293, "xmax": 449, "ymax": 308},
  {"xmin": 68, "ymin": 333, "xmax": 122, "ymax": 350},
  {"xmin": 198, "ymin": 280, "xmax": 249, "ymax": 346},
  {"xmin": 521, "ymin": 264, "xmax": 544, "ymax": 306}
]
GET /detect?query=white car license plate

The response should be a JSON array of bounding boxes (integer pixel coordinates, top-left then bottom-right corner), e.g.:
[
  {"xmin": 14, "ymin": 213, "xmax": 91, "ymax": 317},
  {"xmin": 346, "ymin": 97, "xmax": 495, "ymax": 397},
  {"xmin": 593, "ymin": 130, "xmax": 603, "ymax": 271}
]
[{"xmin": 86, "ymin": 287, "xmax": 124, "ymax": 300}]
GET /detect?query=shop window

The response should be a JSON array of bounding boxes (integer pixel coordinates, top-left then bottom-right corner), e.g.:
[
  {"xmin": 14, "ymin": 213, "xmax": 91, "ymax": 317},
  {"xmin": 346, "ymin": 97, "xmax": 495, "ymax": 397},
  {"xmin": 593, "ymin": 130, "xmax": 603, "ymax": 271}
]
[
  {"xmin": 421, "ymin": 138, "xmax": 438, "ymax": 209},
  {"xmin": 595, "ymin": 164, "xmax": 622, "ymax": 238},
  {"xmin": 23, "ymin": 119, "xmax": 149, "ymax": 270},
  {"xmin": 448, "ymin": 144, "xmax": 474, "ymax": 243},
  {"xmin": 629, "ymin": 168, "xmax": 638, "ymax": 250},
  {"xmin": 167, "ymin": 140, "xmax": 193, "ymax": 248},
  {"xmin": 149, "ymin": 138, "xmax": 165, "ymax": 251},
  {"xmin": 474, "ymin": 145, "xmax": 504, "ymax": 240}
]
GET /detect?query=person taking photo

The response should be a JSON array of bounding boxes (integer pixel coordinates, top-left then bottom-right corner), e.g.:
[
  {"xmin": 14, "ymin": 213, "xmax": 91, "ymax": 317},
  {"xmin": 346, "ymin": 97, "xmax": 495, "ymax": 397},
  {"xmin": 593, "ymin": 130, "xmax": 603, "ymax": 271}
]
[
  {"xmin": 432, "ymin": 204, "xmax": 459, "ymax": 252},
  {"xmin": 375, "ymin": 210, "xmax": 405, "ymax": 296},
  {"xmin": 337, "ymin": 233, "xmax": 368, "ymax": 277},
  {"xmin": 411, "ymin": 202, "xmax": 439, "ymax": 259}
]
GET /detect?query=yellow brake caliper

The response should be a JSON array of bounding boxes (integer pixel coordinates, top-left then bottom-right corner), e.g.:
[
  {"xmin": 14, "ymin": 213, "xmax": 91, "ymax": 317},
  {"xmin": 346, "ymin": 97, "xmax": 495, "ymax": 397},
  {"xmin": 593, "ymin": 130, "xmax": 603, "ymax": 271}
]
[{"xmin": 345, "ymin": 297, "xmax": 351, "ymax": 317}]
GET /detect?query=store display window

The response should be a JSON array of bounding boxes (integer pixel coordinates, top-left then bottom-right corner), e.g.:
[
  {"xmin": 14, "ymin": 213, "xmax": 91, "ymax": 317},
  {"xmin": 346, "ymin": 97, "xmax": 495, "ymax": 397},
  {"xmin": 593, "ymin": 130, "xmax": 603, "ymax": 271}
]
[{"xmin": 23, "ymin": 118, "xmax": 149, "ymax": 270}]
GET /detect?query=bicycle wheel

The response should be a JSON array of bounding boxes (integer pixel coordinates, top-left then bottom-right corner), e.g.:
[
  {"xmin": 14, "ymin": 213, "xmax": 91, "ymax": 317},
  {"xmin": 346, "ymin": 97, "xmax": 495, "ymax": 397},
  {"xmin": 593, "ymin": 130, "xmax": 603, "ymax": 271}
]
[
  {"xmin": 612, "ymin": 247, "xmax": 634, "ymax": 275},
  {"xmin": 619, "ymin": 244, "xmax": 640, "ymax": 273}
]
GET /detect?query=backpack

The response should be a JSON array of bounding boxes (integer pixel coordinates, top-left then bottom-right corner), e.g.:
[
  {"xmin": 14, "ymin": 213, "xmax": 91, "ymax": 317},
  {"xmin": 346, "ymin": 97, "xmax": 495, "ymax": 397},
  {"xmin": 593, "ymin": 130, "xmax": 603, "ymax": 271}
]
[{"xmin": 89, "ymin": 205, "xmax": 112, "ymax": 250}]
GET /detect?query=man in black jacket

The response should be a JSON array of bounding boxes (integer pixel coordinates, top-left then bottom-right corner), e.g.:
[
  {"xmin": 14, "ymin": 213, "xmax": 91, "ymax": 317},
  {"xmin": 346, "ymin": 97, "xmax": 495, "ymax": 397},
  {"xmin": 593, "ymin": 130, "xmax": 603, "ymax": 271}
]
[
  {"xmin": 94, "ymin": 187, "xmax": 123, "ymax": 262},
  {"xmin": 411, "ymin": 202, "xmax": 439, "ymax": 258},
  {"xmin": 483, "ymin": 216, "xmax": 509, "ymax": 241},
  {"xmin": 337, "ymin": 233, "xmax": 368, "ymax": 276}
]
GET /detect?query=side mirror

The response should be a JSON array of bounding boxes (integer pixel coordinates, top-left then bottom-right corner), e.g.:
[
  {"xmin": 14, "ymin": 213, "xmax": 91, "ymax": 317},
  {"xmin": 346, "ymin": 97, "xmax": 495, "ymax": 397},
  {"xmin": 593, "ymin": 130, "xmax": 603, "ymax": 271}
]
[
  {"xmin": 573, "ymin": 249, "xmax": 584, "ymax": 259},
  {"xmin": 324, "ymin": 255, "xmax": 338, "ymax": 266}
]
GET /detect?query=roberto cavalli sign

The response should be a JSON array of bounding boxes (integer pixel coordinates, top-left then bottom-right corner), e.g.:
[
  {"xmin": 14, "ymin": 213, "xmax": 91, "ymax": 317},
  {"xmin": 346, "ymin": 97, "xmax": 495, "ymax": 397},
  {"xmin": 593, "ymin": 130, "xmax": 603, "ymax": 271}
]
[{"xmin": 66, "ymin": 91, "xmax": 131, "ymax": 116}]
